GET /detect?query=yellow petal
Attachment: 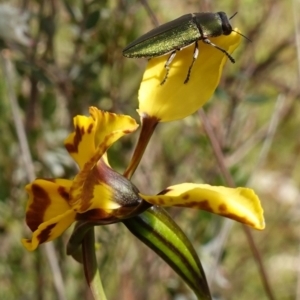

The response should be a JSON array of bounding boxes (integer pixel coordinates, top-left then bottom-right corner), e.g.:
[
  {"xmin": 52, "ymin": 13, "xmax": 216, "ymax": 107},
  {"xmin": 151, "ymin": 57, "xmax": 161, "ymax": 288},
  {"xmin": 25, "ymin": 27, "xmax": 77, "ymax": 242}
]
[
  {"xmin": 22, "ymin": 209, "xmax": 76, "ymax": 251},
  {"xmin": 65, "ymin": 107, "xmax": 138, "ymax": 169},
  {"xmin": 23, "ymin": 178, "xmax": 76, "ymax": 251},
  {"xmin": 140, "ymin": 183, "xmax": 265, "ymax": 230},
  {"xmin": 25, "ymin": 179, "xmax": 73, "ymax": 232},
  {"xmin": 64, "ymin": 114, "xmax": 97, "ymax": 169},
  {"xmin": 138, "ymin": 31, "xmax": 241, "ymax": 122}
]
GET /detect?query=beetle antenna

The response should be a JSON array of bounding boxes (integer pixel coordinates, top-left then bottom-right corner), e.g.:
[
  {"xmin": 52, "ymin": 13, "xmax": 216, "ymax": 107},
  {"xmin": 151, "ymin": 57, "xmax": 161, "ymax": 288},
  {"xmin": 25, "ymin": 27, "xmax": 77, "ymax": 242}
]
[
  {"xmin": 232, "ymin": 30, "xmax": 252, "ymax": 42},
  {"xmin": 229, "ymin": 12, "xmax": 238, "ymax": 20},
  {"xmin": 229, "ymin": 12, "xmax": 252, "ymax": 42}
]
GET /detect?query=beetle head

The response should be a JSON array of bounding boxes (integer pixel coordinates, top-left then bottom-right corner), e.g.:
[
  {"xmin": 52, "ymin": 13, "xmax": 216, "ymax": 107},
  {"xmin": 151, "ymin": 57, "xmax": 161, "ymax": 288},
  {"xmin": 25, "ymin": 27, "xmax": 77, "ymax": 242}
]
[{"xmin": 218, "ymin": 11, "xmax": 233, "ymax": 35}]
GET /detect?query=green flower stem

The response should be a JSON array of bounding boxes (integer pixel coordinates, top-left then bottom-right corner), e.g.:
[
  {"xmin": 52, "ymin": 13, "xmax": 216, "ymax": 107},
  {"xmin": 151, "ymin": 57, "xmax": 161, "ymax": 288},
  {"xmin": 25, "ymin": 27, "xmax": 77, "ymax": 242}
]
[
  {"xmin": 124, "ymin": 115, "xmax": 159, "ymax": 179},
  {"xmin": 82, "ymin": 228, "xmax": 107, "ymax": 300}
]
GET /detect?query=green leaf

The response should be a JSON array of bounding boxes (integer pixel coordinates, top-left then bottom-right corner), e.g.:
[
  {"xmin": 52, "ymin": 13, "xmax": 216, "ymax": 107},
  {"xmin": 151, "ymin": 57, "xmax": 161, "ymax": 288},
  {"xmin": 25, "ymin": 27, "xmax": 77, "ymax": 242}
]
[{"xmin": 124, "ymin": 206, "xmax": 211, "ymax": 300}]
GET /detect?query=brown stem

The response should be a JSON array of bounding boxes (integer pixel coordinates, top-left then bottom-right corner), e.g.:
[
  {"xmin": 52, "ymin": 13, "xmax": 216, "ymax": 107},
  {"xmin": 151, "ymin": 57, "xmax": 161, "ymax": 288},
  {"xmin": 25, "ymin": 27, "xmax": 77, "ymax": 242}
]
[
  {"xmin": 198, "ymin": 109, "xmax": 276, "ymax": 300},
  {"xmin": 124, "ymin": 115, "xmax": 159, "ymax": 179},
  {"xmin": 139, "ymin": 0, "xmax": 160, "ymax": 27}
]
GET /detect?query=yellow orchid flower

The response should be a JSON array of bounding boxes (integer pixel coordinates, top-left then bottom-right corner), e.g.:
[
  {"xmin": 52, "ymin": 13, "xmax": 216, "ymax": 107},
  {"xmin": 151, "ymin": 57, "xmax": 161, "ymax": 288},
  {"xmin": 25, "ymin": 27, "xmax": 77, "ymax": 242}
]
[
  {"xmin": 22, "ymin": 107, "xmax": 264, "ymax": 251},
  {"xmin": 138, "ymin": 31, "xmax": 241, "ymax": 122},
  {"xmin": 22, "ymin": 108, "xmax": 142, "ymax": 251}
]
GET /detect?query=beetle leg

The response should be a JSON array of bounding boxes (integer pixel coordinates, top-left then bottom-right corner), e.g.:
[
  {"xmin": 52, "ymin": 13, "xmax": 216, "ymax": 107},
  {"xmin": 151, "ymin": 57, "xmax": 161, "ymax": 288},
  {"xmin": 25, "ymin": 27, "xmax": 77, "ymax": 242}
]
[
  {"xmin": 184, "ymin": 41, "xmax": 199, "ymax": 84},
  {"xmin": 161, "ymin": 50, "xmax": 177, "ymax": 85},
  {"xmin": 203, "ymin": 38, "xmax": 235, "ymax": 63}
]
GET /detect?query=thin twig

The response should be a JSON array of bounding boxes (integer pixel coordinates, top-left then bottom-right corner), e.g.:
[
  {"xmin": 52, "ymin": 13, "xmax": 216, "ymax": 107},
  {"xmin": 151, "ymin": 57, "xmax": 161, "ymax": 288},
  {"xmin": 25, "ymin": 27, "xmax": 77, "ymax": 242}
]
[
  {"xmin": 292, "ymin": 0, "xmax": 300, "ymax": 81},
  {"xmin": 198, "ymin": 108, "xmax": 276, "ymax": 300},
  {"xmin": 292, "ymin": 0, "xmax": 300, "ymax": 298},
  {"xmin": 247, "ymin": 94, "xmax": 286, "ymax": 185},
  {"xmin": 225, "ymin": 125, "xmax": 268, "ymax": 167},
  {"xmin": 1, "ymin": 51, "xmax": 67, "ymax": 300},
  {"xmin": 139, "ymin": 0, "xmax": 160, "ymax": 27}
]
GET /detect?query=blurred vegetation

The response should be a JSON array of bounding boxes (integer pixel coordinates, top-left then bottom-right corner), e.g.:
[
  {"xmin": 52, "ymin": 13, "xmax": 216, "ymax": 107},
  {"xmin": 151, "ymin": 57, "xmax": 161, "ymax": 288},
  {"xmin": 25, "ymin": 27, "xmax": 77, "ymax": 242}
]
[{"xmin": 0, "ymin": 0, "xmax": 299, "ymax": 299}]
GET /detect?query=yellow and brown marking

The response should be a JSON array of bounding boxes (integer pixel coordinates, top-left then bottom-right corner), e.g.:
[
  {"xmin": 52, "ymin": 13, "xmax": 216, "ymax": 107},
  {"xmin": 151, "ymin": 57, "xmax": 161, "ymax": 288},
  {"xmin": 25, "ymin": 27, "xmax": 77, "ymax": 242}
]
[
  {"xmin": 57, "ymin": 186, "xmax": 70, "ymax": 202},
  {"xmin": 69, "ymin": 145, "xmax": 105, "ymax": 207},
  {"xmin": 182, "ymin": 193, "xmax": 190, "ymax": 200},
  {"xmin": 26, "ymin": 184, "xmax": 51, "ymax": 232},
  {"xmin": 37, "ymin": 223, "xmax": 56, "ymax": 244},
  {"xmin": 218, "ymin": 203, "xmax": 227, "ymax": 212},
  {"xmin": 87, "ymin": 123, "xmax": 94, "ymax": 134},
  {"xmin": 176, "ymin": 200, "xmax": 214, "ymax": 212},
  {"xmin": 65, "ymin": 124, "xmax": 86, "ymax": 153},
  {"xmin": 70, "ymin": 155, "xmax": 111, "ymax": 211},
  {"xmin": 157, "ymin": 188, "xmax": 172, "ymax": 195},
  {"xmin": 71, "ymin": 160, "xmax": 102, "ymax": 211},
  {"xmin": 157, "ymin": 197, "xmax": 165, "ymax": 205}
]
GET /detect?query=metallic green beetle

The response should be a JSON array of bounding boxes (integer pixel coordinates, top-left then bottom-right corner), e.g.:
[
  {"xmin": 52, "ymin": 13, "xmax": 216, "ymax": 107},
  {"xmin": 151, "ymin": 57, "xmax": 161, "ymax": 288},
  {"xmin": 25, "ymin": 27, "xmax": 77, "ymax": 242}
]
[{"xmin": 123, "ymin": 12, "xmax": 237, "ymax": 84}]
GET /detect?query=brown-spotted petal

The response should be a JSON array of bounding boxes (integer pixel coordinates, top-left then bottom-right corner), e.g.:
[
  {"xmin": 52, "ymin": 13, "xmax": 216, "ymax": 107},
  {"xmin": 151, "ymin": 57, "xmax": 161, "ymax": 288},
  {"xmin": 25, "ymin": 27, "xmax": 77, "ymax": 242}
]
[
  {"xmin": 22, "ymin": 209, "xmax": 76, "ymax": 251},
  {"xmin": 140, "ymin": 183, "xmax": 265, "ymax": 230},
  {"xmin": 22, "ymin": 178, "xmax": 76, "ymax": 251},
  {"xmin": 64, "ymin": 107, "xmax": 138, "ymax": 169}
]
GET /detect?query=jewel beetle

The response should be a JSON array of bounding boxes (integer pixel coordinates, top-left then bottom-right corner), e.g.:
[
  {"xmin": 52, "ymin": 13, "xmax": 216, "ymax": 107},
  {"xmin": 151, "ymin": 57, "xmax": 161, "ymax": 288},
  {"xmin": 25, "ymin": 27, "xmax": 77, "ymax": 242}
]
[{"xmin": 123, "ymin": 12, "xmax": 244, "ymax": 84}]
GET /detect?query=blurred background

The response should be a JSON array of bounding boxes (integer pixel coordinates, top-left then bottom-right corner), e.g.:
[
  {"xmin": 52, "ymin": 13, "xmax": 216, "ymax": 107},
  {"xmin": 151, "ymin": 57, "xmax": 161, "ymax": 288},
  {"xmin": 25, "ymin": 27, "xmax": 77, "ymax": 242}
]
[{"xmin": 0, "ymin": 0, "xmax": 299, "ymax": 299}]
